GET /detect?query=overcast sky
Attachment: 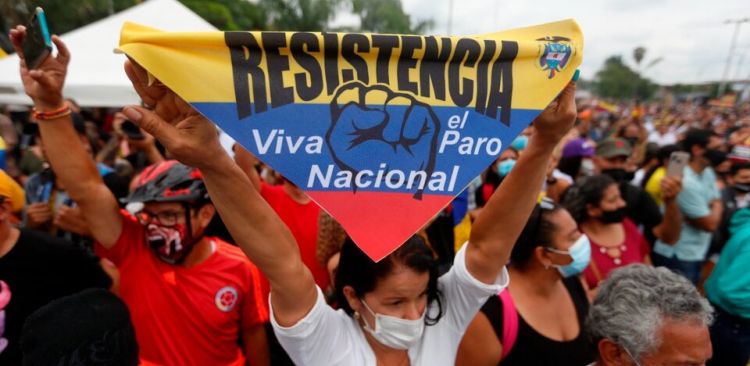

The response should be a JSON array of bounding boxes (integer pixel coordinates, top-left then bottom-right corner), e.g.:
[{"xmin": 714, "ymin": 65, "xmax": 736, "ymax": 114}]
[{"xmin": 333, "ymin": 0, "xmax": 750, "ymax": 85}]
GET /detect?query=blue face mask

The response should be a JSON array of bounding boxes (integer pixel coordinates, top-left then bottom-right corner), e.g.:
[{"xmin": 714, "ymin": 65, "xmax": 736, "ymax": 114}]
[
  {"xmin": 511, "ymin": 135, "xmax": 529, "ymax": 151},
  {"xmin": 546, "ymin": 234, "xmax": 591, "ymax": 278},
  {"xmin": 497, "ymin": 159, "xmax": 516, "ymax": 177}
]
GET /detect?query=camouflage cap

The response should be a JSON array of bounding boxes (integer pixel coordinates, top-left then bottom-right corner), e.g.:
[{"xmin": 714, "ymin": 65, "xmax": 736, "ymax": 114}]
[{"xmin": 595, "ymin": 138, "xmax": 632, "ymax": 159}]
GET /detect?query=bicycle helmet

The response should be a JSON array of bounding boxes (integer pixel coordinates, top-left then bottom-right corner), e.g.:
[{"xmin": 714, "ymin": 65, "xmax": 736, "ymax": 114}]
[{"xmin": 122, "ymin": 160, "xmax": 208, "ymax": 204}]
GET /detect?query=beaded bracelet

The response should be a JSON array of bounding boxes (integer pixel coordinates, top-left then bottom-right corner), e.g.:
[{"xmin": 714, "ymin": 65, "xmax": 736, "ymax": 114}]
[{"xmin": 31, "ymin": 104, "xmax": 71, "ymax": 121}]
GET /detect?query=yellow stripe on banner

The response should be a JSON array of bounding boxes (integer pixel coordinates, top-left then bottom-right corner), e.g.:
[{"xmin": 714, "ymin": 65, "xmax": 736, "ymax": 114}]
[
  {"xmin": 119, "ymin": 23, "xmax": 231, "ymax": 103},
  {"xmin": 119, "ymin": 20, "xmax": 583, "ymax": 111},
  {"xmin": 454, "ymin": 214, "xmax": 472, "ymax": 254}
]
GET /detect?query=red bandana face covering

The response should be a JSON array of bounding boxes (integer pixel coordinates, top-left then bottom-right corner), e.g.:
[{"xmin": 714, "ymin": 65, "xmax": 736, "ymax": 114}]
[{"xmin": 146, "ymin": 223, "xmax": 195, "ymax": 264}]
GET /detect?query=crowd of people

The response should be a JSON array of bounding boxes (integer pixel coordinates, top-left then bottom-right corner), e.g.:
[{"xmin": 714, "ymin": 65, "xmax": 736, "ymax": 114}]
[{"xmin": 0, "ymin": 24, "xmax": 749, "ymax": 366}]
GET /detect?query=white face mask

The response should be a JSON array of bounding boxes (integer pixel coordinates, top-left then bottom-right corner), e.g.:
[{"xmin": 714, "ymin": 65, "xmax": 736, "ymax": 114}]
[{"xmin": 360, "ymin": 299, "xmax": 426, "ymax": 350}]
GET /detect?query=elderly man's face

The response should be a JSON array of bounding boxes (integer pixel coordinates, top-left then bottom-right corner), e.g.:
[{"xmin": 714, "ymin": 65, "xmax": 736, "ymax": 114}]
[{"xmin": 640, "ymin": 319, "xmax": 712, "ymax": 366}]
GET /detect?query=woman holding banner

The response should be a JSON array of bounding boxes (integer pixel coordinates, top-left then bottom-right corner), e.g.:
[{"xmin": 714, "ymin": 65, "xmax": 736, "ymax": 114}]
[{"xmin": 12, "ymin": 26, "xmax": 577, "ymax": 366}]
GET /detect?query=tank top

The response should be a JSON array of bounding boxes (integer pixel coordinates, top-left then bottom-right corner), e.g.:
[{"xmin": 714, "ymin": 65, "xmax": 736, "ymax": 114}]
[{"xmin": 480, "ymin": 276, "xmax": 596, "ymax": 365}]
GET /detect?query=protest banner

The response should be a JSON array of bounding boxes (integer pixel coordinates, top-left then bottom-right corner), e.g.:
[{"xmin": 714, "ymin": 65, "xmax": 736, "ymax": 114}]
[{"xmin": 118, "ymin": 19, "xmax": 583, "ymax": 261}]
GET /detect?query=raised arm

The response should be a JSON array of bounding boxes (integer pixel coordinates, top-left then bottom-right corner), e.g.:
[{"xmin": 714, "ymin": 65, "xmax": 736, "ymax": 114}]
[
  {"xmin": 121, "ymin": 60, "xmax": 317, "ymax": 326},
  {"xmin": 9, "ymin": 26, "xmax": 122, "ymax": 247},
  {"xmin": 466, "ymin": 82, "xmax": 577, "ymax": 284},
  {"xmin": 232, "ymin": 143, "xmax": 262, "ymax": 191},
  {"xmin": 651, "ymin": 176, "xmax": 682, "ymax": 244}
]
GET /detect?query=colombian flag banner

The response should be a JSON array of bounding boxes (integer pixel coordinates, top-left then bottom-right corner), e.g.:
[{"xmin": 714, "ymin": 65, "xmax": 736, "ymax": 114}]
[{"xmin": 118, "ymin": 20, "xmax": 583, "ymax": 261}]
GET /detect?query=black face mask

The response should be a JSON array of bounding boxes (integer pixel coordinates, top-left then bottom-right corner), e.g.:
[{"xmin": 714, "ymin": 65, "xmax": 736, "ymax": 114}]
[
  {"xmin": 599, "ymin": 207, "xmax": 627, "ymax": 224},
  {"xmin": 704, "ymin": 149, "xmax": 727, "ymax": 167},
  {"xmin": 734, "ymin": 183, "xmax": 750, "ymax": 194},
  {"xmin": 602, "ymin": 168, "xmax": 635, "ymax": 183}
]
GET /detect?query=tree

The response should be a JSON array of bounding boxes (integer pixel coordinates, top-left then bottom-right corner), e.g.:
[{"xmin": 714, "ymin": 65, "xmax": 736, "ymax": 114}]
[
  {"xmin": 259, "ymin": 0, "xmax": 343, "ymax": 31},
  {"xmin": 180, "ymin": 0, "xmax": 265, "ymax": 30},
  {"xmin": 1, "ymin": 0, "xmax": 139, "ymax": 36},
  {"xmin": 594, "ymin": 56, "xmax": 658, "ymax": 100},
  {"xmin": 0, "ymin": 0, "xmax": 141, "ymax": 54},
  {"xmin": 632, "ymin": 46, "xmax": 646, "ymax": 69},
  {"xmin": 351, "ymin": 0, "xmax": 432, "ymax": 34}
]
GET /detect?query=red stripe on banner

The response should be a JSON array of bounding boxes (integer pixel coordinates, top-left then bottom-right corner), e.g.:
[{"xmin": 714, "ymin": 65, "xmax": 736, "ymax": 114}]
[{"xmin": 307, "ymin": 191, "xmax": 452, "ymax": 262}]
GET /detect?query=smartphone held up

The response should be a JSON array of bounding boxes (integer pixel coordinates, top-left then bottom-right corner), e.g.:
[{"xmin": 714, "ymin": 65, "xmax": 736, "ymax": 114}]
[
  {"xmin": 666, "ymin": 152, "xmax": 690, "ymax": 177},
  {"xmin": 120, "ymin": 120, "xmax": 146, "ymax": 140},
  {"xmin": 21, "ymin": 7, "xmax": 52, "ymax": 69}
]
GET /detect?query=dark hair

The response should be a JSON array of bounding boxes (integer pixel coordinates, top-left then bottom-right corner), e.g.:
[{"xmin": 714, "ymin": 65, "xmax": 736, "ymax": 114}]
[
  {"xmin": 641, "ymin": 144, "xmax": 680, "ymax": 189},
  {"xmin": 731, "ymin": 162, "xmax": 750, "ymax": 176},
  {"xmin": 335, "ymin": 235, "xmax": 444, "ymax": 325},
  {"xmin": 681, "ymin": 128, "xmax": 714, "ymax": 153},
  {"xmin": 21, "ymin": 288, "xmax": 139, "ymax": 366},
  {"xmin": 642, "ymin": 143, "xmax": 660, "ymax": 167},
  {"xmin": 562, "ymin": 175, "xmax": 617, "ymax": 223},
  {"xmin": 509, "ymin": 201, "xmax": 565, "ymax": 267},
  {"xmin": 657, "ymin": 144, "xmax": 681, "ymax": 165},
  {"xmin": 558, "ymin": 155, "xmax": 583, "ymax": 178}
]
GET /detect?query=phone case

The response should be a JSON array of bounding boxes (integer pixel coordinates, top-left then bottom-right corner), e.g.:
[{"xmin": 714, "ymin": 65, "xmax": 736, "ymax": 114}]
[
  {"xmin": 666, "ymin": 152, "xmax": 689, "ymax": 177},
  {"xmin": 23, "ymin": 7, "xmax": 52, "ymax": 69},
  {"xmin": 36, "ymin": 8, "xmax": 52, "ymax": 47}
]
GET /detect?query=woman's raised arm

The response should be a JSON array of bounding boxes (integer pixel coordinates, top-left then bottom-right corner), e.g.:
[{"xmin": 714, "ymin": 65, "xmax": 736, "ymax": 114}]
[{"xmin": 466, "ymin": 82, "xmax": 577, "ymax": 284}]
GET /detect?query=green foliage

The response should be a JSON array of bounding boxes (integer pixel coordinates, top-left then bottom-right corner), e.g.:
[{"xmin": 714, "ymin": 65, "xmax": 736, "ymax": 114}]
[
  {"xmin": 668, "ymin": 83, "xmax": 697, "ymax": 95},
  {"xmin": 632, "ymin": 46, "xmax": 646, "ymax": 67},
  {"xmin": 351, "ymin": 0, "xmax": 432, "ymax": 34},
  {"xmin": 179, "ymin": 0, "xmax": 265, "ymax": 30},
  {"xmin": 180, "ymin": 1, "xmax": 237, "ymax": 30},
  {"xmin": 0, "ymin": 0, "xmax": 139, "ymax": 53},
  {"xmin": 594, "ymin": 56, "xmax": 658, "ymax": 100},
  {"xmin": 259, "ymin": 0, "xmax": 343, "ymax": 31},
  {"xmin": 0, "ymin": 0, "xmax": 434, "ymax": 53},
  {"xmin": 1, "ymin": 0, "xmax": 138, "ymax": 36}
]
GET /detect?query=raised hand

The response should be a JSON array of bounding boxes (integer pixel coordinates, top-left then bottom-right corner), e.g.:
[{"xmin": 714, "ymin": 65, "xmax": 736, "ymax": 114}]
[
  {"xmin": 9, "ymin": 25, "xmax": 69, "ymax": 110},
  {"xmin": 54, "ymin": 206, "xmax": 92, "ymax": 237},
  {"xmin": 25, "ymin": 202, "xmax": 52, "ymax": 229},
  {"xmin": 660, "ymin": 175, "xmax": 683, "ymax": 203},
  {"xmin": 530, "ymin": 82, "xmax": 577, "ymax": 147},
  {"xmin": 122, "ymin": 60, "xmax": 223, "ymax": 169}
]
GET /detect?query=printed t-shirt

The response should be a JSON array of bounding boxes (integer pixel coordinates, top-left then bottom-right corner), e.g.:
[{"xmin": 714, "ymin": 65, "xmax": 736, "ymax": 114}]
[
  {"xmin": 654, "ymin": 166, "xmax": 721, "ymax": 261},
  {"xmin": 0, "ymin": 229, "xmax": 111, "ymax": 364},
  {"xmin": 261, "ymin": 183, "xmax": 330, "ymax": 290},
  {"xmin": 270, "ymin": 243, "xmax": 508, "ymax": 366},
  {"xmin": 583, "ymin": 218, "xmax": 651, "ymax": 289},
  {"xmin": 95, "ymin": 210, "xmax": 269, "ymax": 366}
]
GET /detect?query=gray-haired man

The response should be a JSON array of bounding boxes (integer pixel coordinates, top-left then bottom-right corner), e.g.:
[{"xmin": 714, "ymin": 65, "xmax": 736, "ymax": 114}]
[{"xmin": 587, "ymin": 264, "xmax": 713, "ymax": 366}]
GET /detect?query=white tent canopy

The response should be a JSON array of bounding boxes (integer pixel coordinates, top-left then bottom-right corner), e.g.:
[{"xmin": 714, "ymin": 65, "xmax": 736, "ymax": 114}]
[{"xmin": 0, "ymin": 0, "xmax": 216, "ymax": 107}]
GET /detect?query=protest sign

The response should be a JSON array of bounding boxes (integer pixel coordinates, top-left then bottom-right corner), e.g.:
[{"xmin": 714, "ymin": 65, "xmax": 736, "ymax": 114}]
[{"xmin": 118, "ymin": 19, "xmax": 583, "ymax": 261}]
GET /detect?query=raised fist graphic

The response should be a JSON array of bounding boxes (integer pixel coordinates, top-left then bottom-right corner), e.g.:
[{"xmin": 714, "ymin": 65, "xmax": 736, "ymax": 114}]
[{"xmin": 326, "ymin": 82, "xmax": 441, "ymax": 198}]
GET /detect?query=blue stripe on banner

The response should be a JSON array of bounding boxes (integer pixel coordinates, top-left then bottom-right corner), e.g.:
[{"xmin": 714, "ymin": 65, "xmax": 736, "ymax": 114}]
[{"xmin": 194, "ymin": 102, "xmax": 541, "ymax": 197}]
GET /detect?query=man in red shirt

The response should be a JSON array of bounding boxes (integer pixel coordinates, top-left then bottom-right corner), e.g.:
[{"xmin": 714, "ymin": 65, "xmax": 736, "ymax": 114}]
[
  {"xmin": 234, "ymin": 144, "xmax": 330, "ymax": 291},
  {"xmin": 10, "ymin": 32, "xmax": 270, "ymax": 366}
]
